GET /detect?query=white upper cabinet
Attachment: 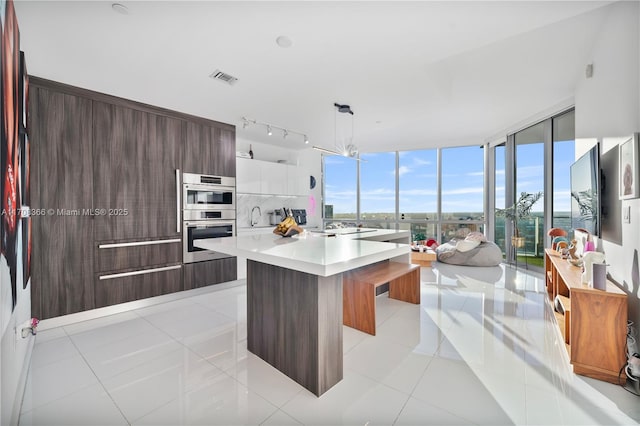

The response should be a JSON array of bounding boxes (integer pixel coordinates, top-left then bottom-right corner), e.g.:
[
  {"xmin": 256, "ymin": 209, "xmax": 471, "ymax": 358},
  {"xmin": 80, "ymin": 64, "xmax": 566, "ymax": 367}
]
[
  {"xmin": 287, "ymin": 164, "xmax": 308, "ymax": 196},
  {"xmin": 261, "ymin": 161, "xmax": 287, "ymax": 194},
  {"xmin": 236, "ymin": 157, "xmax": 261, "ymax": 193},
  {"xmin": 236, "ymin": 158, "xmax": 308, "ymax": 196}
]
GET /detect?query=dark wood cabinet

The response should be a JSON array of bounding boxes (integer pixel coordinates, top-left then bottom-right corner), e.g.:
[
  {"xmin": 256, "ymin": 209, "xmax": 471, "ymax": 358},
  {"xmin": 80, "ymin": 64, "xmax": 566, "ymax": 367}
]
[
  {"xmin": 184, "ymin": 122, "xmax": 236, "ymax": 176},
  {"xmin": 94, "ymin": 265, "xmax": 183, "ymax": 308},
  {"xmin": 92, "ymin": 101, "xmax": 182, "ymax": 241},
  {"xmin": 30, "ymin": 87, "xmax": 95, "ymax": 318},
  {"xmin": 30, "ymin": 77, "xmax": 236, "ymax": 320},
  {"xmin": 94, "ymin": 239, "xmax": 182, "ymax": 273},
  {"xmin": 183, "ymin": 258, "xmax": 237, "ymax": 290}
]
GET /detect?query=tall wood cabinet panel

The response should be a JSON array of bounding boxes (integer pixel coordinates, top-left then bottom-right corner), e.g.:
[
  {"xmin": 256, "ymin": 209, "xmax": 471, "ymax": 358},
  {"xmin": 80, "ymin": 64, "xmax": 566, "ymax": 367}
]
[
  {"xmin": 184, "ymin": 122, "xmax": 236, "ymax": 176},
  {"xmin": 30, "ymin": 86, "xmax": 95, "ymax": 318},
  {"xmin": 92, "ymin": 101, "xmax": 182, "ymax": 241}
]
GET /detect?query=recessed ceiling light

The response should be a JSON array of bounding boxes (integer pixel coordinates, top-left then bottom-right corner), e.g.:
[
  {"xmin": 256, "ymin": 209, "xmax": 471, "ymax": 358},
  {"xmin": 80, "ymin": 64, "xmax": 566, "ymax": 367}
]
[
  {"xmin": 276, "ymin": 36, "xmax": 293, "ymax": 48},
  {"xmin": 111, "ymin": 3, "xmax": 129, "ymax": 14}
]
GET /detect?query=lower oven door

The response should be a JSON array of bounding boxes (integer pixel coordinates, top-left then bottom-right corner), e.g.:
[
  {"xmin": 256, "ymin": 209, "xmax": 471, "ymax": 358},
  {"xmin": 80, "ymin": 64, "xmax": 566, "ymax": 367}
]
[{"xmin": 183, "ymin": 220, "xmax": 235, "ymax": 263}]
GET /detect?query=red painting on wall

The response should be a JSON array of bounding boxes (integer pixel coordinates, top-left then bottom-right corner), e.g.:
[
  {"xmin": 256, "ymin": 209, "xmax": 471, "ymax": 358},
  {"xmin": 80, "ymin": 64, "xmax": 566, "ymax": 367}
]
[{"xmin": 1, "ymin": 0, "xmax": 29, "ymax": 310}]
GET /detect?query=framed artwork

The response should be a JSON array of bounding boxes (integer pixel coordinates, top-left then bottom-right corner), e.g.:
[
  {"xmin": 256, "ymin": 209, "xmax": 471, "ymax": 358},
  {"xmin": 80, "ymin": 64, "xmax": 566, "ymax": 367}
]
[
  {"xmin": 19, "ymin": 50, "xmax": 27, "ymax": 133},
  {"xmin": 619, "ymin": 133, "xmax": 640, "ymax": 199}
]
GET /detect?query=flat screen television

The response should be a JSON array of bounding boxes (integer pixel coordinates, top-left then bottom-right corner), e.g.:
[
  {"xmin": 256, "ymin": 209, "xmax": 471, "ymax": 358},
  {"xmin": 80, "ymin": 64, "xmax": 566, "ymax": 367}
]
[{"xmin": 570, "ymin": 143, "xmax": 600, "ymax": 236}]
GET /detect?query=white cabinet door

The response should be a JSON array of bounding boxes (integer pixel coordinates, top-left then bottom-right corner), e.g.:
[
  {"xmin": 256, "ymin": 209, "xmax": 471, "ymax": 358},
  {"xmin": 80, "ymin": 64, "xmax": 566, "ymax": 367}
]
[
  {"xmin": 287, "ymin": 165, "xmax": 308, "ymax": 196},
  {"xmin": 237, "ymin": 158, "xmax": 307, "ymax": 196},
  {"xmin": 261, "ymin": 161, "xmax": 287, "ymax": 194},
  {"xmin": 236, "ymin": 158, "xmax": 261, "ymax": 193}
]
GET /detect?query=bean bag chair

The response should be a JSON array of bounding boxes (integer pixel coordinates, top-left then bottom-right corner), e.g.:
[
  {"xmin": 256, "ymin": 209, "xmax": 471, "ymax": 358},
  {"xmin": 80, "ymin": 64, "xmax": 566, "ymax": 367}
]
[{"xmin": 435, "ymin": 232, "xmax": 503, "ymax": 266}]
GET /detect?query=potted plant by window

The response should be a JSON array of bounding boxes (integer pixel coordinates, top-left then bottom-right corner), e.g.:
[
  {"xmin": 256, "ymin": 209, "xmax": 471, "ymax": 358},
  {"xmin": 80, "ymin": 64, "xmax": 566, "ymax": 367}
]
[
  {"xmin": 496, "ymin": 192, "xmax": 543, "ymax": 249},
  {"xmin": 412, "ymin": 232, "xmax": 426, "ymax": 246}
]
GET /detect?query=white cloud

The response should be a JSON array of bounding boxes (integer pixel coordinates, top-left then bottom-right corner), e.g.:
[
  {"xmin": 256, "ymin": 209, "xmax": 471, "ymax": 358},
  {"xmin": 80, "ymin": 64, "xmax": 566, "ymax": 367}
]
[
  {"xmin": 442, "ymin": 187, "xmax": 484, "ymax": 195},
  {"xmin": 398, "ymin": 165, "xmax": 411, "ymax": 176}
]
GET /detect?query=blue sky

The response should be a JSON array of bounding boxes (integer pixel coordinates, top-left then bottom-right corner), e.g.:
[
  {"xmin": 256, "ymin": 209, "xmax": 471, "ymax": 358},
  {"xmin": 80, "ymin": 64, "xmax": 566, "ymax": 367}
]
[{"xmin": 324, "ymin": 141, "xmax": 575, "ymax": 216}]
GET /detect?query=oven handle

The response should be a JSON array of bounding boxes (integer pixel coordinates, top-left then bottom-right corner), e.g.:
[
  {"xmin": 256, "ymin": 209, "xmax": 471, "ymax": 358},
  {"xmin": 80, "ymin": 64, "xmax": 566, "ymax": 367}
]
[
  {"xmin": 176, "ymin": 169, "xmax": 181, "ymax": 233},
  {"xmin": 183, "ymin": 183, "xmax": 236, "ymax": 192},
  {"xmin": 184, "ymin": 221, "xmax": 235, "ymax": 227}
]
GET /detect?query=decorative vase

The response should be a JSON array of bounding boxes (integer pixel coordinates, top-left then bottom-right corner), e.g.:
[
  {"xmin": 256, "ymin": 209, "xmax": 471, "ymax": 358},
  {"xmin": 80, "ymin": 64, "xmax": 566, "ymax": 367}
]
[{"xmin": 512, "ymin": 236, "xmax": 525, "ymax": 248}]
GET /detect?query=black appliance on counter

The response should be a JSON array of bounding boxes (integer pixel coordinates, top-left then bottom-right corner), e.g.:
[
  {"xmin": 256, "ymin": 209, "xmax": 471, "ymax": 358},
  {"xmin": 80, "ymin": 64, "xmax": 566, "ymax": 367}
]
[
  {"xmin": 281, "ymin": 207, "xmax": 307, "ymax": 225},
  {"xmin": 291, "ymin": 209, "xmax": 307, "ymax": 225}
]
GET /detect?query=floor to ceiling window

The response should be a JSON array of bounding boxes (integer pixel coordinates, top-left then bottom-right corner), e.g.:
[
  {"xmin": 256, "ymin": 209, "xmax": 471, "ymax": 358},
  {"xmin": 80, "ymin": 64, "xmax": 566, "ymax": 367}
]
[
  {"xmin": 322, "ymin": 146, "xmax": 486, "ymax": 243},
  {"xmin": 552, "ymin": 110, "xmax": 575, "ymax": 236},
  {"xmin": 495, "ymin": 108, "xmax": 575, "ymax": 270},
  {"xmin": 321, "ymin": 107, "xmax": 574, "ymax": 264},
  {"xmin": 323, "ymin": 155, "xmax": 357, "ymax": 224},
  {"xmin": 494, "ymin": 144, "xmax": 507, "ymax": 255},
  {"xmin": 359, "ymin": 152, "xmax": 396, "ymax": 229},
  {"xmin": 398, "ymin": 149, "xmax": 439, "ymax": 242},
  {"xmin": 514, "ymin": 122, "xmax": 546, "ymax": 266},
  {"xmin": 440, "ymin": 146, "xmax": 485, "ymax": 240}
]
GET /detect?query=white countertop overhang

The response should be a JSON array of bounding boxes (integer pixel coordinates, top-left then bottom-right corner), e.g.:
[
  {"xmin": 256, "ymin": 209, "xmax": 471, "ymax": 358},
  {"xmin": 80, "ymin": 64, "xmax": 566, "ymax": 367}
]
[{"xmin": 195, "ymin": 229, "xmax": 411, "ymax": 277}]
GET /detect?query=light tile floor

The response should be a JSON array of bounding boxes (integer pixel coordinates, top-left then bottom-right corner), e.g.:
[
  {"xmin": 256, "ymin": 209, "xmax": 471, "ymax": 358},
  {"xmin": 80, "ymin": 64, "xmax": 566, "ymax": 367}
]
[{"xmin": 18, "ymin": 264, "xmax": 640, "ymax": 425}]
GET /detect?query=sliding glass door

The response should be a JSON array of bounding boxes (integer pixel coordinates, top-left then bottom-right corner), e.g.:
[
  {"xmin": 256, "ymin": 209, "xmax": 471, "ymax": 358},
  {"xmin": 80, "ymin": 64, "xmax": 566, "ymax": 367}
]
[{"xmin": 496, "ymin": 108, "xmax": 575, "ymax": 270}]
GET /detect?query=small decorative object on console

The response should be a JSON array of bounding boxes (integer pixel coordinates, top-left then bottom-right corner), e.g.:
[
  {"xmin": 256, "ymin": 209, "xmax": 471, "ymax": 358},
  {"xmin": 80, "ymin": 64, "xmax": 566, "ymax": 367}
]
[
  {"xmin": 582, "ymin": 251, "xmax": 606, "ymax": 285},
  {"xmin": 547, "ymin": 227, "xmax": 568, "ymax": 250}
]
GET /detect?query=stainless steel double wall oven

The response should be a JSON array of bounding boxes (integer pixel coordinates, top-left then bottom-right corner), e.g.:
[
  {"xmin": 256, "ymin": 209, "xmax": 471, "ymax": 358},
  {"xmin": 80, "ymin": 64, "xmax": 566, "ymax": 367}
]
[{"xmin": 182, "ymin": 172, "xmax": 236, "ymax": 263}]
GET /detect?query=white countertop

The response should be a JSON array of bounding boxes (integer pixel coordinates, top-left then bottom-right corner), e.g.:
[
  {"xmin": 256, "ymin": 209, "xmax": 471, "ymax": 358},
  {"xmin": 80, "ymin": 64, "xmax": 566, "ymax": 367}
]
[{"xmin": 195, "ymin": 228, "xmax": 411, "ymax": 277}]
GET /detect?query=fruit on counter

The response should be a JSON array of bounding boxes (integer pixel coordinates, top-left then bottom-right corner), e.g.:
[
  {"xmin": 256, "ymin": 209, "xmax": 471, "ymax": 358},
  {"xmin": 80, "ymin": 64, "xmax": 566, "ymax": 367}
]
[{"xmin": 275, "ymin": 216, "xmax": 297, "ymax": 234}]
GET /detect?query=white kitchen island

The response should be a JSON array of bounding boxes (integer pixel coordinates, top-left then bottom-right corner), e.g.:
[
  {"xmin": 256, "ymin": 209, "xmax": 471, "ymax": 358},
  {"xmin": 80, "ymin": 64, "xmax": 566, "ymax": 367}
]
[{"xmin": 195, "ymin": 229, "xmax": 410, "ymax": 396}]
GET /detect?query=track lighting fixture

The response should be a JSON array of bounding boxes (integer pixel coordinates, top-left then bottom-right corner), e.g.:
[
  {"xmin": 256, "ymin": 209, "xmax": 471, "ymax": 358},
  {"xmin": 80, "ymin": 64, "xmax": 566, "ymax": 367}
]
[{"xmin": 240, "ymin": 116, "xmax": 309, "ymax": 146}]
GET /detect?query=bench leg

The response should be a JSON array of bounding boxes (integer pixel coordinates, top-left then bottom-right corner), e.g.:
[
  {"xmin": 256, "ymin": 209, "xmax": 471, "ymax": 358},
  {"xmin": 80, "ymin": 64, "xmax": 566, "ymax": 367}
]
[
  {"xmin": 389, "ymin": 268, "xmax": 420, "ymax": 304},
  {"xmin": 343, "ymin": 276, "xmax": 376, "ymax": 335}
]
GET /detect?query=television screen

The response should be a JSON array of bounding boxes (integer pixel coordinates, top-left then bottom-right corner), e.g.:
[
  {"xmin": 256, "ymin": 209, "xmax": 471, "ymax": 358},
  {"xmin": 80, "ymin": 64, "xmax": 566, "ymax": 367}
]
[{"xmin": 570, "ymin": 144, "xmax": 600, "ymax": 236}]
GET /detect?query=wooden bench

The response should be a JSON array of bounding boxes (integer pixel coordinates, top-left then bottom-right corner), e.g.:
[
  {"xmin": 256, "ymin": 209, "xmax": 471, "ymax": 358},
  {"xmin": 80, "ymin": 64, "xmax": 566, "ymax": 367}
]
[{"xmin": 343, "ymin": 261, "xmax": 420, "ymax": 335}]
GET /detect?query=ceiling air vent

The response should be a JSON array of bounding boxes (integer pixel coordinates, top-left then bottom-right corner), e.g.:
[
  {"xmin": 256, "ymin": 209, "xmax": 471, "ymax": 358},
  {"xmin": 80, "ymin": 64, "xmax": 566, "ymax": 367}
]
[{"xmin": 209, "ymin": 69, "xmax": 238, "ymax": 85}]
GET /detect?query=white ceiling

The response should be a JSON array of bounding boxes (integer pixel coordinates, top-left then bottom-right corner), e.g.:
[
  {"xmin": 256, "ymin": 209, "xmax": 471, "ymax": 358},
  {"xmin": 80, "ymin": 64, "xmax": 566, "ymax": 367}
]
[{"xmin": 15, "ymin": 1, "xmax": 615, "ymax": 153}]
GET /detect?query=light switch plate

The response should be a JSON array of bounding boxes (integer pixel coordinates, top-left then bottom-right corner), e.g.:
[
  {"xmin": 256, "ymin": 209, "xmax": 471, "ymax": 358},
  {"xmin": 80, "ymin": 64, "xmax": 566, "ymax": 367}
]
[{"xmin": 624, "ymin": 205, "xmax": 631, "ymax": 224}]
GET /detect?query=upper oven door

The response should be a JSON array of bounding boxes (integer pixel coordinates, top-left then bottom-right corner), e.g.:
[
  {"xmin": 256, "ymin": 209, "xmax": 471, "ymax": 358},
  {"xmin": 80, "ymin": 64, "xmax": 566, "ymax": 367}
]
[{"xmin": 183, "ymin": 183, "xmax": 235, "ymax": 210}]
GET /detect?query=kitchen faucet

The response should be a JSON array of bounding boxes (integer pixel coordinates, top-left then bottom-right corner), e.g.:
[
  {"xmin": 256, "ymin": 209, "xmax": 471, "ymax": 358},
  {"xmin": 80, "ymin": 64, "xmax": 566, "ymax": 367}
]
[{"xmin": 251, "ymin": 206, "xmax": 261, "ymax": 227}]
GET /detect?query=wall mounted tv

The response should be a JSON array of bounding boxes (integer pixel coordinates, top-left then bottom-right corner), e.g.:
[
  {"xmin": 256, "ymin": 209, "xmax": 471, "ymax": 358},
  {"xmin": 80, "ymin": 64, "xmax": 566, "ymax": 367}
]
[{"xmin": 570, "ymin": 143, "xmax": 600, "ymax": 236}]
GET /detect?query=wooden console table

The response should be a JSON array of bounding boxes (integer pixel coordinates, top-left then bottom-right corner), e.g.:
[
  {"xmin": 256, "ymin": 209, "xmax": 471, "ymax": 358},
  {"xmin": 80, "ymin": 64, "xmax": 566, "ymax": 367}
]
[
  {"xmin": 411, "ymin": 248, "xmax": 436, "ymax": 266},
  {"xmin": 545, "ymin": 249, "xmax": 627, "ymax": 383}
]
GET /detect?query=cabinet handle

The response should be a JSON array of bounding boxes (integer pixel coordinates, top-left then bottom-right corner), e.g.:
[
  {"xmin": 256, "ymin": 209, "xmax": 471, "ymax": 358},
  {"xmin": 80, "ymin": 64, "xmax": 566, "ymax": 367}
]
[
  {"xmin": 98, "ymin": 239, "xmax": 181, "ymax": 249},
  {"xmin": 99, "ymin": 264, "xmax": 182, "ymax": 280},
  {"xmin": 176, "ymin": 169, "xmax": 181, "ymax": 233}
]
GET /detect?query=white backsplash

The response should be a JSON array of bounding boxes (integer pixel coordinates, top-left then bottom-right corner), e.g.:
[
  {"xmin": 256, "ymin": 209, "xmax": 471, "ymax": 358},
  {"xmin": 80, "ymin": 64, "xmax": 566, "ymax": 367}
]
[{"xmin": 237, "ymin": 194, "xmax": 309, "ymax": 228}]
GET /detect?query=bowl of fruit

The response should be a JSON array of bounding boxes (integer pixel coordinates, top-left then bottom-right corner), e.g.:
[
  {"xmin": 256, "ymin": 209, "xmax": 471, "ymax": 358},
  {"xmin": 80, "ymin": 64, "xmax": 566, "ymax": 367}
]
[{"xmin": 273, "ymin": 216, "xmax": 303, "ymax": 237}]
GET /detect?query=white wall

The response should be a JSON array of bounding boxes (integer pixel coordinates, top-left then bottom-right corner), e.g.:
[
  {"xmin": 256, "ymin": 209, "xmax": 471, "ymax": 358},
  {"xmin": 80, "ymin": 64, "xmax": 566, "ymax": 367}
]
[
  {"xmin": 574, "ymin": 1, "xmax": 640, "ymax": 326},
  {"xmin": 1, "ymin": 243, "xmax": 35, "ymax": 426}
]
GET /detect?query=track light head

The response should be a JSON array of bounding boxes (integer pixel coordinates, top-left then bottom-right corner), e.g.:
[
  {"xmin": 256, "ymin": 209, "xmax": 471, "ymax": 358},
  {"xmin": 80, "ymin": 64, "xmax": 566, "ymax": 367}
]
[
  {"xmin": 283, "ymin": 130, "xmax": 288, "ymax": 139},
  {"xmin": 267, "ymin": 125, "xmax": 272, "ymax": 136},
  {"xmin": 304, "ymin": 135, "xmax": 309, "ymax": 144}
]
